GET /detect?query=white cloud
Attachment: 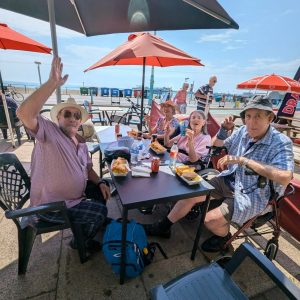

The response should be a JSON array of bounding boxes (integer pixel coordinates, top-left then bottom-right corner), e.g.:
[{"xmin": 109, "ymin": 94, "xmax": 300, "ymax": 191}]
[
  {"xmin": 223, "ymin": 45, "xmax": 243, "ymax": 51},
  {"xmin": 196, "ymin": 29, "xmax": 248, "ymax": 52},
  {"xmin": 0, "ymin": 8, "xmax": 82, "ymax": 39},
  {"xmin": 245, "ymin": 58, "xmax": 300, "ymax": 73},
  {"xmin": 197, "ymin": 30, "xmax": 234, "ymax": 43},
  {"xmin": 282, "ymin": 9, "xmax": 294, "ymax": 15},
  {"xmin": 64, "ymin": 44, "xmax": 112, "ymax": 61}
]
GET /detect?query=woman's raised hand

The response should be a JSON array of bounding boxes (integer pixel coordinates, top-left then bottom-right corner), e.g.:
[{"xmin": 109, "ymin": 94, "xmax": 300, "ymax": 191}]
[{"xmin": 49, "ymin": 56, "xmax": 69, "ymax": 87}]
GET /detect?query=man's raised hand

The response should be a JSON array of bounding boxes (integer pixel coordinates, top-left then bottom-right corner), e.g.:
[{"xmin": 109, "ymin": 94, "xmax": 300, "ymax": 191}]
[
  {"xmin": 221, "ymin": 116, "xmax": 235, "ymax": 131},
  {"xmin": 49, "ymin": 56, "xmax": 69, "ymax": 87}
]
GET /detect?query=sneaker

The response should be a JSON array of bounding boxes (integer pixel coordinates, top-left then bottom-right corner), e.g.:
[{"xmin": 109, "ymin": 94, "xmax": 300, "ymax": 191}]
[
  {"xmin": 201, "ymin": 233, "xmax": 232, "ymax": 252},
  {"xmin": 69, "ymin": 238, "xmax": 102, "ymax": 253},
  {"xmin": 143, "ymin": 223, "xmax": 171, "ymax": 239},
  {"xmin": 85, "ymin": 239, "xmax": 102, "ymax": 253},
  {"xmin": 69, "ymin": 237, "xmax": 78, "ymax": 250}
]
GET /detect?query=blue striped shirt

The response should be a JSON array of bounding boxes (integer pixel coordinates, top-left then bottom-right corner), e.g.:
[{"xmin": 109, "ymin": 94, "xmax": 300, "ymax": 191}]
[{"xmin": 220, "ymin": 125, "xmax": 294, "ymax": 225}]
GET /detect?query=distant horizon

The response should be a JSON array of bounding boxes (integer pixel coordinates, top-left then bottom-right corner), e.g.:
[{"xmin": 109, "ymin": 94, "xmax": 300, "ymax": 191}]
[{"xmin": 5, "ymin": 79, "xmax": 285, "ymax": 98}]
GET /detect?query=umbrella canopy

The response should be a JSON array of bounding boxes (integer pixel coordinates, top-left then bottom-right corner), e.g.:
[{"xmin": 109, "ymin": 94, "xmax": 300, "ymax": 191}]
[
  {"xmin": 237, "ymin": 74, "xmax": 300, "ymax": 94},
  {"xmin": 85, "ymin": 32, "xmax": 204, "ymax": 128},
  {"xmin": 0, "ymin": 0, "xmax": 239, "ymax": 36},
  {"xmin": 0, "ymin": 23, "xmax": 52, "ymax": 53},
  {"xmin": 0, "ymin": 23, "xmax": 51, "ymax": 147},
  {"xmin": 85, "ymin": 32, "xmax": 203, "ymax": 70}
]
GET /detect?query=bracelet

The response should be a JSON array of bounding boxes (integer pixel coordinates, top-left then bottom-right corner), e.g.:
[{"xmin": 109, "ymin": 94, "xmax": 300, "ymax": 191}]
[{"xmin": 216, "ymin": 127, "xmax": 228, "ymax": 140}]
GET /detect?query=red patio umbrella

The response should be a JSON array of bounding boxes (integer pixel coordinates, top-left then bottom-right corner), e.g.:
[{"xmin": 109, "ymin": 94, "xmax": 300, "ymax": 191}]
[
  {"xmin": 85, "ymin": 32, "xmax": 204, "ymax": 128},
  {"xmin": 236, "ymin": 74, "xmax": 300, "ymax": 94},
  {"xmin": 0, "ymin": 23, "xmax": 51, "ymax": 146}
]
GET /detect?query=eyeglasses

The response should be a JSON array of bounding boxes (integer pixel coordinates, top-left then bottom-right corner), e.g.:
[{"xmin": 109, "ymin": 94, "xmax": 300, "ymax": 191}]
[{"xmin": 62, "ymin": 110, "xmax": 82, "ymax": 120}]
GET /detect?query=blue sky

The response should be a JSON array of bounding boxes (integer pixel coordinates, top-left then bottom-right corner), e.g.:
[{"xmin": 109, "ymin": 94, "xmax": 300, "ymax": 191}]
[{"xmin": 0, "ymin": 0, "xmax": 299, "ymax": 94}]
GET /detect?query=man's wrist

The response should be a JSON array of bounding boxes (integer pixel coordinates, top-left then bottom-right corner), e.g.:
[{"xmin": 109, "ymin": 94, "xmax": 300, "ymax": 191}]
[
  {"xmin": 216, "ymin": 127, "xmax": 229, "ymax": 140},
  {"xmin": 240, "ymin": 157, "xmax": 250, "ymax": 167},
  {"xmin": 98, "ymin": 179, "xmax": 109, "ymax": 187}
]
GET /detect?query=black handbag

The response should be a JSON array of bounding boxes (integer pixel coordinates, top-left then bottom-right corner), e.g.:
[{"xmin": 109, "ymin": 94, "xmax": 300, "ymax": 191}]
[{"xmin": 104, "ymin": 146, "xmax": 131, "ymax": 163}]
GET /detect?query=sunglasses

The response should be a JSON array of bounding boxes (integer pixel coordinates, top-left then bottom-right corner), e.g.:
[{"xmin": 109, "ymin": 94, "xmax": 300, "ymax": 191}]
[{"xmin": 62, "ymin": 110, "xmax": 82, "ymax": 120}]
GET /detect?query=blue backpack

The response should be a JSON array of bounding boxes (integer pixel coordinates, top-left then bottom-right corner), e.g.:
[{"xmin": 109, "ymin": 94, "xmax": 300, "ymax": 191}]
[{"xmin": 103, "ymin": 219, "xmax": 167, "ymax": 278}]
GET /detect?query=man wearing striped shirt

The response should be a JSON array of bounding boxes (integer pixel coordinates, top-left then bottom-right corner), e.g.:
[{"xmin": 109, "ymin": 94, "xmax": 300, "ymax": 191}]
[{"xmin": 194, "ymin": 75, "xmax": 217, "ymax": 111}]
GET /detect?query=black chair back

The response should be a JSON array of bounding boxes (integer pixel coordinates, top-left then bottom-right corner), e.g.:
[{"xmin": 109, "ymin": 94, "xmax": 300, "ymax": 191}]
[
  {"xmin": 0, "ymin": 153, "xmax": 30, "ymax": 231},
  {"xmin": 0, "ymin": 105, "xmax": 19, "ymax": 128},
  {"xmin": 0, "ymin": 153, "xmax": 30, "ymax": 210}
]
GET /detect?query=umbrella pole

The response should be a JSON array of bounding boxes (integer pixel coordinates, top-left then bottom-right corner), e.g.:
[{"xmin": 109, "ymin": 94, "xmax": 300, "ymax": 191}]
[
  {"xmin": 140, "ymin": 58, "xmax": 146, "ymax": 130},
  {"xmin": 47, "ymin": 0, "xmax": 62, "ymax": 103},
  {"xmin": 0, "ymin": 71, "xmax": 16, "ymax": 147}
]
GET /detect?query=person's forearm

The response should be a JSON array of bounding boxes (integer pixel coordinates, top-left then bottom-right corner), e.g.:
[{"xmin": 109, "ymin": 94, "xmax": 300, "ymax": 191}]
[
  {"xmin": 164, "ymin": 133, "xmax": 171, "ymax": 147},
  {"xmin": 17, "ymin": 79, "xmax": 58, "ymax": 120},
  {"xmin": 188, "ymin": 141, "xmax": 198, "ymax": 162},
  {"xmin": 212, "ymin": 136, "xmax": 225, "ymax": 147},
  {"xmin": 240, "ymin": 157, "xmax": 292, "ymax": 186},
  {"xmin": 88, "ymin": 168, "xmax": 100, "ymax": 184}
]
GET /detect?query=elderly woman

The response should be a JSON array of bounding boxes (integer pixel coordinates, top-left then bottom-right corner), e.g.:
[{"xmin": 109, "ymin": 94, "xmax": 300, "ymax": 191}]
[
  {"xmin": 173, "ymin": 82, "xmax": 189, "ymax": 114},
  {"xmin": 144, "ymin": 100, "xmax": 179, "ymax": 140},
  {"xmin": 164, "ymin": 110, "xmax": 211, "ymax": 163}
]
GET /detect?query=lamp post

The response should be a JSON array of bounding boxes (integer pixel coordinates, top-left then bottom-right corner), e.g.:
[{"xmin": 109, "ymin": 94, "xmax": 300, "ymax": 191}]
[{"xmin": 34, "ymin": 61, "xmax": 42, "ymax": 86}]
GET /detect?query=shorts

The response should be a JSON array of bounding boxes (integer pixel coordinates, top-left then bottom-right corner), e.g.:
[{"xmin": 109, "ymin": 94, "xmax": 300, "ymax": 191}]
[
  {"xmin": 208, "ymin": 176, "xmax": 234, "ymax": 221},
  {"xmin": 178, "ymin": 104, "xmax": 187, "ymax": 114}
]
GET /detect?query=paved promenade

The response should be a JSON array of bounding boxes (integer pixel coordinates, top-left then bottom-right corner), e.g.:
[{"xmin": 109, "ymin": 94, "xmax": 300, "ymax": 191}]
[{"xmin": 0, "ymin": 102, "xmax": 299, "ymax": 299}]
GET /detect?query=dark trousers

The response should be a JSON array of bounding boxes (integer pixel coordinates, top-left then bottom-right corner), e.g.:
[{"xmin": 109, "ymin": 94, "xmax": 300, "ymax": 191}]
[{"xmin": 38, "ymin": 181, "xmax": 108, "ymax": 241}]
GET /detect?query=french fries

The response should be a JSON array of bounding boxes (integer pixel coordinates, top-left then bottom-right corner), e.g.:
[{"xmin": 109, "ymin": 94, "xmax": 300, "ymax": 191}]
[
  {"xmin": 127, "ymin": 130, "xmax": 138, "ymax": 138},
  {"xmin": 150, "ymin": 141, "xmax": 166, "ymax": 153}
]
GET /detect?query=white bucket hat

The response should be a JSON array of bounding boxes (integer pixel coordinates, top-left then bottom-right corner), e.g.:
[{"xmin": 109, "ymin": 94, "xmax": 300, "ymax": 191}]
[{"xmin": 50, "ymin": 97, "xmax": 89, "ymax": 124}]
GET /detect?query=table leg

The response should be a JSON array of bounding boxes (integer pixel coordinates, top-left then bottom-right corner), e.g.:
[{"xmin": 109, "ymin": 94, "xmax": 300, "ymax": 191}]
[
  {"xmin": 105, "ymin": 111, "xmax": 112, "ymax": 125},
  {"xmin": 120, "ymin": 207, "xmax": 128, "ymax": 284},
  {"xmin": 191, "ymin": 193, "xmax": 211, "ymax": 260},
  {"xmin": 99, "ymin": 150, "xmax": 103, "ymax": 178}
]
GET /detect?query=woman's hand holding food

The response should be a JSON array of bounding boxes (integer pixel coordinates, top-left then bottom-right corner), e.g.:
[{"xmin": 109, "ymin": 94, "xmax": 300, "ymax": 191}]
[
  {"xmin": 165, "ymin": 123, "xmax": 172, "ymax": 135},
  {"xmin": 186, "ymin": 128, "xmax": 195, "ymax": 143},
  {"xmin": 144, "ymin": 115, "xmax": 150, "ymax": 122}
]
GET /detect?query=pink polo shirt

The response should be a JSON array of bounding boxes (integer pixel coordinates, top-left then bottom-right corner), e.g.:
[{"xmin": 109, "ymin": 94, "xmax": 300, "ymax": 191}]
[
  {"xmin": 28, "ymin": 116, "xmax": 92, "ymax": 208},
  {"xmin": 175, "ymin": 133, "xmax": 211, "ymax": 163},
  {"xmin": 174, "ymin": 90, "xmax": 187, "ymax": 105}
]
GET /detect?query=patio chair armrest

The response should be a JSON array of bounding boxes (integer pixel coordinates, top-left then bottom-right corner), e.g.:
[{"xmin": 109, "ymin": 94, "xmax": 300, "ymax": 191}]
[
  {"xmin": 5, "ymin": 201, "xmax": 67, "ymax": 219},
  {"xmin": 225, "ymin": 243, "xmax": 300, "ymax": 299},
  {"xmin": 197, "ymin": 168, "xmax": 220, "ymax": 179},
  {"xmin": 150, "ymin": 285, "xmax": 170, "ymax": 300}
]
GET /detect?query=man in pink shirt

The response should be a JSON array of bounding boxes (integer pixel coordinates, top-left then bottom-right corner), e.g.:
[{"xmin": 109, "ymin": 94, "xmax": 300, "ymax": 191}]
[{"xmin": 17, "ymin": 57, "xmax": 110, "ymax": 253}]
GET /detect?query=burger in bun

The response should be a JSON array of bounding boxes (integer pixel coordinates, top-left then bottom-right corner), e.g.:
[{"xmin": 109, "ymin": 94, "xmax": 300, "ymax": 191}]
[{"xmin": 182, "ymin": 172, "xmax": 198, "ymax": 181}]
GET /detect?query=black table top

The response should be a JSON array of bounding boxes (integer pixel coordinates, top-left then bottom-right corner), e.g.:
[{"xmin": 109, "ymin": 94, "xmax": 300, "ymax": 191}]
[{"xmin": 111, "ymin": 166, "xmax": 214, "ymax": 209}]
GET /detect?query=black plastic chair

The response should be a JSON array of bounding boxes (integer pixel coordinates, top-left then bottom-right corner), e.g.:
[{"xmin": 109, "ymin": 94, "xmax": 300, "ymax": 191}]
[
  {"xmin": 150, "ymin": 242, "xmax": 300, "ymax": 300},
  {"xmin": 0, "ymin": 153, "xmax": 88, "ymax": 275},
  {"xmin": 0, "ymin": 105, "xmax": 23, "ymax": 145}
]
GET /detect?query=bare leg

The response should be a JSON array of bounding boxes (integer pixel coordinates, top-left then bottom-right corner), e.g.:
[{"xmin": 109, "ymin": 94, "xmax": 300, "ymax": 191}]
[
  {"xmin": 168, "ymin": 196, "xmax": 205, "ymax": 223},
  {"xmin": 204, "ymin": 207, "xmax": 229, "ymax": 236}
]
